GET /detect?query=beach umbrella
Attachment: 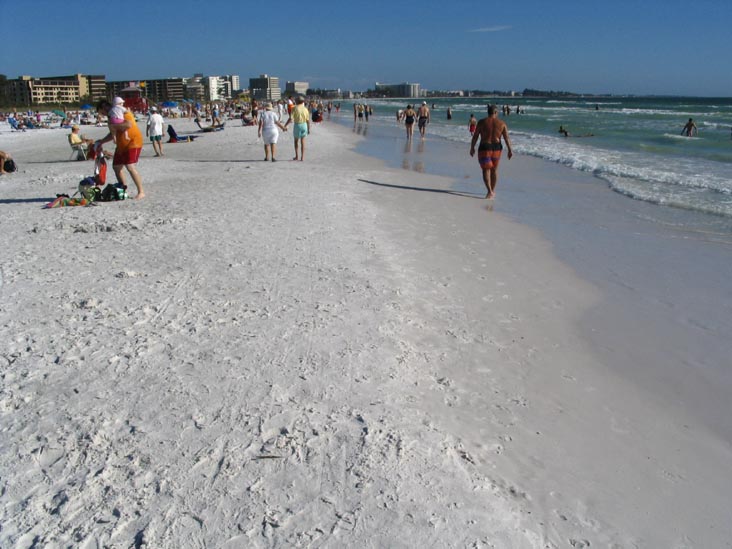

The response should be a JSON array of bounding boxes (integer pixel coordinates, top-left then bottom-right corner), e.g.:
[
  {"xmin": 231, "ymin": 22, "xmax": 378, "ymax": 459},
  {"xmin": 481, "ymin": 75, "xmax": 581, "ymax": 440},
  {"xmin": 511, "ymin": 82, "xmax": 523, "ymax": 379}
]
[
  {"xmin": 52, "ymin": 109, "xmax": 65, "ymax": 117},
  {"xmin": 81, "ymin": 104, "xmax": 93, "ymax": 110},
  {"xmin": 162, "ymin": 101, "xmax": 178, "ymax": 107}
]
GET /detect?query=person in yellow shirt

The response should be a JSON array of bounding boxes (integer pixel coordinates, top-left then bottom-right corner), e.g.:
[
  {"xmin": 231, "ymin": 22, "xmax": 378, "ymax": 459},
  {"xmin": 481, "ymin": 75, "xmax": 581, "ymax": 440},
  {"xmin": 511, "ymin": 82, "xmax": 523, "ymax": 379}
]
[
  {"xmin": 284, "ymin": 96, "xmax": 311, "ymax": 161},
  {"xmin": 68, "ymin": 125, "xmax": 95, "ymax": 158}
]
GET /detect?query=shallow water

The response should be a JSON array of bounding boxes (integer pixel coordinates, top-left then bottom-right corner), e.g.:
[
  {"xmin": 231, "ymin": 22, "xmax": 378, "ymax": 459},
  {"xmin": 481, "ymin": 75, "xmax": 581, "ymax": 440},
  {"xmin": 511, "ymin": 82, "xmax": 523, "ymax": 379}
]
[{"xmin": 339, "ymin": 96, "xmax": 732, "ymax": 218}]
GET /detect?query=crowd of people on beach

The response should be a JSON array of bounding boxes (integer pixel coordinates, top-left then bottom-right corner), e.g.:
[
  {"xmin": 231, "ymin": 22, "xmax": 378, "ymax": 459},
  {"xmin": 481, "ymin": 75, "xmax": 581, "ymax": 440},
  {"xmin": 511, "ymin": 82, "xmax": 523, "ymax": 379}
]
[
  {"xmin": 3, "ymin": 96, "xmax": 714, "ymax": 205},
  {"xmin": 0, "ymin": 97, "xmax": 522, "ymax": 202},
  {"xmin": 0, "ymin": 93, "xmax": 337, "ymax": 197}
]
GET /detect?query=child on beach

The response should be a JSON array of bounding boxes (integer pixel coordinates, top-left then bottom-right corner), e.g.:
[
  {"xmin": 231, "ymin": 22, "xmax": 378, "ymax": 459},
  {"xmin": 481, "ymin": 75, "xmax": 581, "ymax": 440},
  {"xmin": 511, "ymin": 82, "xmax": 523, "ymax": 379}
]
[{"xmin": 107, "ymin": 97, "xmax": 129, "ymax": 144}]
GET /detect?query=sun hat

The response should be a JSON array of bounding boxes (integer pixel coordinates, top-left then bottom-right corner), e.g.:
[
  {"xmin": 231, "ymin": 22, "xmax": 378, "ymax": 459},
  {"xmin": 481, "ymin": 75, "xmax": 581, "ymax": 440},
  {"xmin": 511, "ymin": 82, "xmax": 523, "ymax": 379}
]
[
  {"xmin": 150, "ymin": 106, "xmax": 157, "ymax": 111},
  {"xmin": 71, "ymin": 124, "xmax": 80, "ymax": 130},
  {"xmin": 113, "ymin": 96, "xmax": 125, "ymax": 106},
  {"xmin": 265, "ymin": 102, "xmax": 273, "ymax": 110}
]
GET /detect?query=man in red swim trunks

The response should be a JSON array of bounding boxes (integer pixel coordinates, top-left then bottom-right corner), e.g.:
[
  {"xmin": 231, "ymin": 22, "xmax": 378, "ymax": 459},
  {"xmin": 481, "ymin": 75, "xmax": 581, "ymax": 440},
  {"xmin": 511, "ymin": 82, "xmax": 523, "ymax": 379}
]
[
  {"xmin": 470, "ymin": 104, "xmax": 513, "ymax": 199},
  {"xmin": 95, "ymin": 99, "xmax": 146, "ymax": 199}
]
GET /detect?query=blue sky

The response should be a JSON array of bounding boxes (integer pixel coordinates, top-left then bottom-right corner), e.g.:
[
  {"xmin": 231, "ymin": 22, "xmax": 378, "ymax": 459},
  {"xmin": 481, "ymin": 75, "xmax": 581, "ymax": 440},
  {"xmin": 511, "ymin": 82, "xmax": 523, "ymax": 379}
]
[{"xmin": 2, "ymin": 0, "xmax": 730, "ymax": 96}]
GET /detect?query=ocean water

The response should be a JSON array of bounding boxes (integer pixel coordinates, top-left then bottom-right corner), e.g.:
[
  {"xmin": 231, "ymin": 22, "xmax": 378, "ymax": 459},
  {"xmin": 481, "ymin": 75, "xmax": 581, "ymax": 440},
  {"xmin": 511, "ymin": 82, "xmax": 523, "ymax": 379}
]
[{"xmin": 340, "ymin": 97, "xmax": 732, "ymax": 218}]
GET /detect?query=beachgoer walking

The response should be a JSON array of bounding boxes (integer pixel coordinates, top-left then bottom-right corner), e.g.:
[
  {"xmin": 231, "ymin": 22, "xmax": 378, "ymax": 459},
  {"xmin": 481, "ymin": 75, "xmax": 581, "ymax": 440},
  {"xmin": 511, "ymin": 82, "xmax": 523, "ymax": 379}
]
[
  {"xmin": 146, "ymin": 107, "xmax": 165, "ymax": 157},
  {"xmin": 284, "ymin": 96, "xmax": 311, "ymax": 161},
  {"xmin": 470, "ymin": 104, "xmax": 513, "ymax": 199},
  {"xmin": 469, "ymin": 114, "xmax": 477, "ymax": 135},
  {"xmin": 95, "ymin": 99, "xmax": 145, "ymax": 199},
  {"xmin": 258, "ymin": 102, "xmax": 287, "ymax": 162},
  {"xmin": 418, "ymin": 101, "xmax": 430, "ymax": 138},
  {"xmin": 682, "ymin": 118, "xmax": 697, "ymax": 137},
  {"xmin": 211, "ymin": 103, "xmax": 223, "ymax": 127},
  {"xmin": 403, "ymin": 104, "xmax": 417, "ymax": 140}
]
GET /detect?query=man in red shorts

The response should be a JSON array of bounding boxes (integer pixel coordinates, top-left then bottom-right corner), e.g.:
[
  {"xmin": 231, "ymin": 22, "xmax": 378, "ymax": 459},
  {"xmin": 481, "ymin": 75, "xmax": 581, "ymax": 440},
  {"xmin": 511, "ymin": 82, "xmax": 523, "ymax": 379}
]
[
  {"xmin": 95, "ymin": 99, "xmax": 146, "ymax": 199},
  {"xmin": 469, "ymin": 104, "xmax": 513, "ymax": 199}
]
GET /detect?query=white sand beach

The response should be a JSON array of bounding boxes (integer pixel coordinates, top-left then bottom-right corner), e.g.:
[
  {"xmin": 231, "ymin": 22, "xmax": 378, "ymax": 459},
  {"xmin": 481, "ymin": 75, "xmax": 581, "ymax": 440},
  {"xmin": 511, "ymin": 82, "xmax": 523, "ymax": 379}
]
[{"xmin": 1, "ymin": 115, "xmax": 731, "ymax": 548}]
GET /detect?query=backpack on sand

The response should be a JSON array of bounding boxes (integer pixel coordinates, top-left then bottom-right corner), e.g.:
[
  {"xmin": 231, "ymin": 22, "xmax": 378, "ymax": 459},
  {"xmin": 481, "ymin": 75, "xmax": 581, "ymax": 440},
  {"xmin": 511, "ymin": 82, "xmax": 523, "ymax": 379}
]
[
  {"xmin": 4, "ymin": 158, "xmax": 17, "ymax": 173},
  {"xmin": 100, "ymin": 182, "xmax": 128, "ymax": 201}
]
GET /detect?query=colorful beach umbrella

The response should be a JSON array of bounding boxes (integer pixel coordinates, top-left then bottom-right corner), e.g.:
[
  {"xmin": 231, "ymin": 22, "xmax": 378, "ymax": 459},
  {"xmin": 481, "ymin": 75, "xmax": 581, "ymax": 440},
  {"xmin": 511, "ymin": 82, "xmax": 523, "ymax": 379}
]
[
  {"xmin": 52, "ymin": 110, "xmax": 65, "ymax": 117},
  {"xmin": 81, "ymin": 104, "xmax": 93, "ymax": 110},
  {"xmin": 162, "ymin": 101, "xmax": 178, "ymax": 107}
]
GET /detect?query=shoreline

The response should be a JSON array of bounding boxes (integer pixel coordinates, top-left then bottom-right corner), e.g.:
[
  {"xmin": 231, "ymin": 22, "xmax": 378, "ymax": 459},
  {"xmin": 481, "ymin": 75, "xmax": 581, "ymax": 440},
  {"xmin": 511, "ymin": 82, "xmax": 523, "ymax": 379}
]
[
  {"xmin": 333, "ymin": 113, "xmax": 732, "ymax": 437},
  {"xmin": 1, "ymin": 118, "xmax": 731, "ymax": 546},
  {"xmin": 325, "ymin": 118, "xmax": 732, "ymax": 542}
]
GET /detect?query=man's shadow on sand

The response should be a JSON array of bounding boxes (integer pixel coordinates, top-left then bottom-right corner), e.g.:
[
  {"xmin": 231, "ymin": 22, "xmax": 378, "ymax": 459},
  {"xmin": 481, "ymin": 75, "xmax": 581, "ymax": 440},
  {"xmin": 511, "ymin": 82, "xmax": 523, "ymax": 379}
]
[
  {"xmin": 0, "ymin": 197, "xmax": 55, "ymax": 204},
  {"xmin": 175, "ymin": 159, "xmax": 263, "ymax": 164},
  {"xmin": 357, "ymin": 179, "xmax": 484, "ymax": 199}
]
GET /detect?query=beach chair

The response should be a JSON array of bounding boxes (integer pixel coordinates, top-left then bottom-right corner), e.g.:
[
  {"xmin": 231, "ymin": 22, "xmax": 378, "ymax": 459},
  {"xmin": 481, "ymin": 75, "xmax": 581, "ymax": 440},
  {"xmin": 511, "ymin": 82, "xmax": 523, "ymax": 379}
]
[
  {"xmin": 8, "ymin": 117, "xmax": 22, "ymax": 131},
  {"xmin": 68, "ymin": 135, "xmax": 88, "ymax": 160}
]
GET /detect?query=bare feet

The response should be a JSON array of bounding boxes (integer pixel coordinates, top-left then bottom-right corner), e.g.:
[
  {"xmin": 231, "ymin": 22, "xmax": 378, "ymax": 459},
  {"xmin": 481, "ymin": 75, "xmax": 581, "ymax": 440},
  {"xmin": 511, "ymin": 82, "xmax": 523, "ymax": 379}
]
[
  {"xmin": 293, "ymin": 156, "xmax": 299, "ymax": 161},
  {"xmin": 134, "ymin": 192, "xmax": 146, "ymax": 200}
]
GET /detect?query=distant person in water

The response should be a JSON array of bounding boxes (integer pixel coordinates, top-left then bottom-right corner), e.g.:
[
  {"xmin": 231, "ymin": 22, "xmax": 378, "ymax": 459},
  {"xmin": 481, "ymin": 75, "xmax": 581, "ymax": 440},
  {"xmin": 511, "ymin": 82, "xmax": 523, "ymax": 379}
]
[
  {"xmin": 447, "ymin": 107, "xmax": 452, "ymax": 120},
  {"xmin": 469, "ymin": 114, "xmax": 477, "ymax": 135},
  {"xmin": 417, "ymin": 101, "xmax": 430, "ymax": 138},
  {"xmin": 403, "ymin": 104, "xmax": 417, "ymax": 140},
  {"xmin": 470, "ymin": 104, "xmax": 513, "ymax": 199},
  {"xmin": 682, "ymin": 118, "xmax": 698, "ymax": 137}
]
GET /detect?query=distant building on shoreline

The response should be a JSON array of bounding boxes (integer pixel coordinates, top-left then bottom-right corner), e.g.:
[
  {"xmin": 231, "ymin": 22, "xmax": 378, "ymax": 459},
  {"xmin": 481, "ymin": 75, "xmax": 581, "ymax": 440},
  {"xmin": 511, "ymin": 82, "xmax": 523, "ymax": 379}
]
[
  {"xmin": 107, "ymin": 78, "xmax": 185, "ymax": 103},
  {"xmin": 4, "ymin": 74, "xmax": 106, "ymax": 105},
  {"xmin": 374, "ymin": 82, "xmax": 421, "ymax": 98},
  {"xmin": 206, "ymin": 75, "xmax": 240, "ymax": 101},
  {"xmin": 285, "ymin": 81, "xmax": 309, "ymax": 96},
  {"xmin": 250, "ymin": 74, "xmax": 281, "ymax": 101}
]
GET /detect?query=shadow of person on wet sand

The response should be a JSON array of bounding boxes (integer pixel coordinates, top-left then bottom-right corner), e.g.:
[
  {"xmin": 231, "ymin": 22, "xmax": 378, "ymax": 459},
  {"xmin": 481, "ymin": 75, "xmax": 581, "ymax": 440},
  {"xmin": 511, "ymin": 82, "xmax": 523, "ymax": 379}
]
[{"xmin": 357, "ymin": 179, "xmax": 484, "ymax": 199}]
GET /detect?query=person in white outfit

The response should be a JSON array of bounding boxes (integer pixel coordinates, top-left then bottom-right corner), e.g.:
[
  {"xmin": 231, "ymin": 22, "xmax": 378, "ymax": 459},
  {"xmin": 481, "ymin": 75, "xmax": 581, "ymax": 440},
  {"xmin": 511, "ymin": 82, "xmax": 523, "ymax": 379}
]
[
  {"xmin": 146, "ymin": 107, "xmax": 165, "ymax": 157},
  {"xmin": 258, "ymin": 102, "xmax": 287, "ymax": 162}
]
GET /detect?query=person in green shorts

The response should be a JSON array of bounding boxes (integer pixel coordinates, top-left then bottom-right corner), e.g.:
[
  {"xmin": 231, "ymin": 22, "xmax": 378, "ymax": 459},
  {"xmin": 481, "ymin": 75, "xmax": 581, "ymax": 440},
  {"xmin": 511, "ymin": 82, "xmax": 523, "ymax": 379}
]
[
  {"xmin": 146, "ymin": 107, "xmax": 165, "ymax": 157},
  {"xmin": 284, "ymin": 96, "xmax": 311, "ymax": 161}
]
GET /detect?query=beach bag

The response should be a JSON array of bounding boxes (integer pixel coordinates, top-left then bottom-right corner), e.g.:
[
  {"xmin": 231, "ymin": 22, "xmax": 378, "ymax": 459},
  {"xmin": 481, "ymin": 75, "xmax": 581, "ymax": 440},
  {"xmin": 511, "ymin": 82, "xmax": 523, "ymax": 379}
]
[
  {"xmin": 101, "ymin": 182, "xmax": 128, "ymax": 202},
  {"xmin": 94, "ymin": 153, "xmax": 107, "ymax": 185},
  {"xmin": 4, "ymin": 158, "xmax": 17, "ymax": 173},
  {"xmin": 78, "ymin": 177, "xmax": 101, "ymax": 202}
]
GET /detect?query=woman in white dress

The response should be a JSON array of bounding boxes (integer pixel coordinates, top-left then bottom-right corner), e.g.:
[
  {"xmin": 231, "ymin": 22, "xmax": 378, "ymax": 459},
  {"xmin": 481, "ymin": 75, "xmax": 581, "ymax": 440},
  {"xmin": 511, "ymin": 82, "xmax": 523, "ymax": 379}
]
[{"xmin": 258, "ymin": 103, "xmax": 287, "ymax": 162}]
